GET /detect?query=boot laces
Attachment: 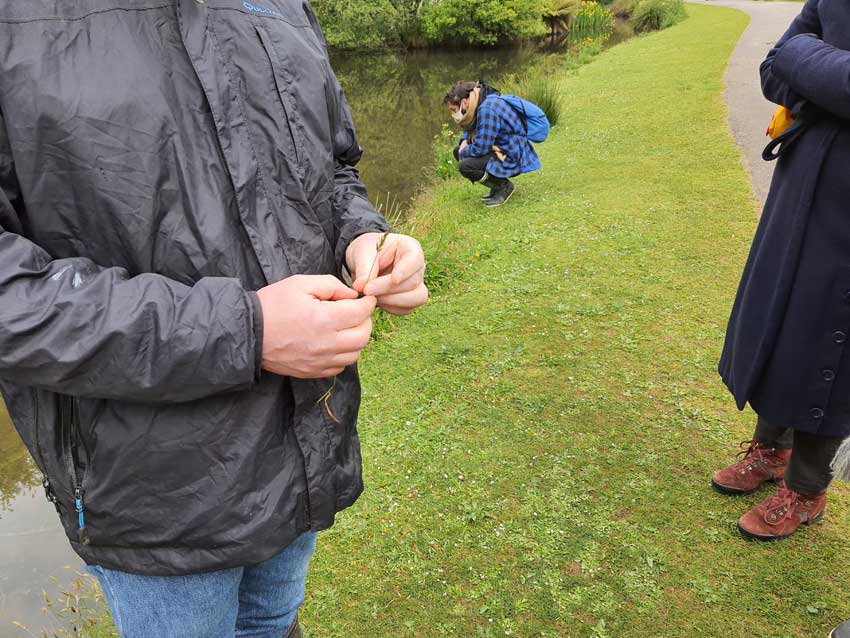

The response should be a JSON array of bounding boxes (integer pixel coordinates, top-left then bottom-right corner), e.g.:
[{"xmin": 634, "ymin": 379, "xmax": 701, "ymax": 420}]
[
  {"xmin": 762, "ymin": 486, "xmax": 799, "ymax": 526},
  {"xmin": 734, "ymin": 439, "xmax": 776, "ymax": 470}
]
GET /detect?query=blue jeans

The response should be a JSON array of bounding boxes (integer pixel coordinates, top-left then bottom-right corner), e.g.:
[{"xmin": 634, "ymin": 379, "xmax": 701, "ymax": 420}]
[{"xmin": 86, "ymin": 532, "xmax": 317, "ymax": 638}]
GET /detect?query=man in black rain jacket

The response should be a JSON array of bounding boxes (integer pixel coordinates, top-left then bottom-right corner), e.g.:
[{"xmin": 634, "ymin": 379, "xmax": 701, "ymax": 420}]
[{"xmin": 0, "ymin": 1, "xmax": 428, "ymax": 635}]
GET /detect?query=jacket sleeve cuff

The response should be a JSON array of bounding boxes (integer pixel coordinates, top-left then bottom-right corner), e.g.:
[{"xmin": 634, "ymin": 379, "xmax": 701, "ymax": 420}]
[{"xmin": 246, "ymin": 290, "xmax": 264, "ymax": 384}]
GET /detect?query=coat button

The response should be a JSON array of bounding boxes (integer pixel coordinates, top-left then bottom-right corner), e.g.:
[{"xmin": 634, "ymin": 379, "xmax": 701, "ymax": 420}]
[
  {"xmin": 823, "ymin": 369, "xmax": 836, "ymax": 382},
  {"xmin": 834, "ymin": 331, "xmax": 847, "ymax": 344},
  {"xmin": 810, "ymin": 408, "xmax": 824, "ymax": 419}
]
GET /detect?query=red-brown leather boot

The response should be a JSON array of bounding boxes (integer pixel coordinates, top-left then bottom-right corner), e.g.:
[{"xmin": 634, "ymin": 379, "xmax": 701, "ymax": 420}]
[
  {"xmin": 711, "ymin": 439, "xmax": 791, "ymax": 495},
  {"xmin": 738, "ymin": 485, "xmax": 826, "ymax": 541}
]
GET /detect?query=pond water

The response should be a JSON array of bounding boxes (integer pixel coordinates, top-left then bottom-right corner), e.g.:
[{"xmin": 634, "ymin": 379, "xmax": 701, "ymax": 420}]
[
  {"xmin": 0, "ymin": 29, "xmax": 632, "ymax": 636},
  {"xmin": 0, "ymin": 405, "xmax": 81, "ymax": 637}
]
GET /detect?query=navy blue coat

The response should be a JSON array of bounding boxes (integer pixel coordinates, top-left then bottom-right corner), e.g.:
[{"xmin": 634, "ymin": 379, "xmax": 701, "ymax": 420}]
[{"xmin": 720, "ymin": 0, "xmax": 850, "ymax": 437}]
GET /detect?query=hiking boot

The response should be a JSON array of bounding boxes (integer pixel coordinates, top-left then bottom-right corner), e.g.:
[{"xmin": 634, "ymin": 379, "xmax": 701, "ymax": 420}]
[
  {"xmin": 711, "ymin": 439, "xmax": 790, "ymax": 495},
  {"xmin": 738, "ymin": 485, "xmax": 826, "ymax": 541},
  {"xmin": 831, "ymin": 620, "xmax": 850, "ymax": 638},
  {"xmin": 485, "ymin": 180, "xmax": 516, "ymax": 208},
  {"xmin": 285, "ymin": 616, "xmax": 303, "ymax": 638}
]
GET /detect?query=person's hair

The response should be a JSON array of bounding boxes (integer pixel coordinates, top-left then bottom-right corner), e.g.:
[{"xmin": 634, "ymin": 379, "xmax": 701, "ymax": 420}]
[{"xmin": 443, "ymin": 81, "xmax": 478, "ymax": 107}]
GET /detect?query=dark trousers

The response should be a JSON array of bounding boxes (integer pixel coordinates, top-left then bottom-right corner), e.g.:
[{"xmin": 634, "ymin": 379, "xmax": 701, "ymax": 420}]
[
  {"xmin": 455, "ymin": 149, "xmax": 500, "ymax": 184},
  {"xmin": 754, "ymin": 416, "xmax": 843, "ymax": 494}
]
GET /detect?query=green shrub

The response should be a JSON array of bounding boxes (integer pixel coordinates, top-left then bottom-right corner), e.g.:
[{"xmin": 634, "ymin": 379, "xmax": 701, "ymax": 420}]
[
  {"xmin": 631, "ymin": 0, "xmax": 686, "ymax": 32},
  {"xmin": 311, "ymin": 0, "xmax": 406, "ymax": 49},
  {"xmin": 611, "ymin": 0, "xmax": 640, "ymax": 18},
  {"xmin": 419, "ymin": 0, "xmax": 547, "ymax": 46},
  {"xmin": 541, "ymin": 0, "xmax": 583, "ymax": 19}
]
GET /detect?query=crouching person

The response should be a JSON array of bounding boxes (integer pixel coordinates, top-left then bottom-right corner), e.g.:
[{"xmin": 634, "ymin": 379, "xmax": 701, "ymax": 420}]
[{"xmin": 444, "ymin": 81, "xmax": 543, "ymax": 208}]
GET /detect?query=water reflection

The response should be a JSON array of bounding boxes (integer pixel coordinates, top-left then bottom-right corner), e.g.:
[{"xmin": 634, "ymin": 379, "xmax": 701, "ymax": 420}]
[{"xmin": 0, "ymin": 404, "xmax": 81, "ymax": 636}]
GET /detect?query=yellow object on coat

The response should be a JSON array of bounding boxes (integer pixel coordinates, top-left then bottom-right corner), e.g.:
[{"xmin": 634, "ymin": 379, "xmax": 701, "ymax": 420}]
[{"xmin": 766, "ymin": 106, "xmax": 794, "ymax": 139}]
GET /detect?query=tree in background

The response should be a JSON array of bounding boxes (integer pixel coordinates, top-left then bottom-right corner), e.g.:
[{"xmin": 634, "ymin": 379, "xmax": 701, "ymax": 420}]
[
  {"xmin": 310, "ymin": 0, "xmax": 406, "ymax": 49},
  {"xmin": 541, "ymin": 0, "xmax": 581, "ymax": 36},
  {"xmin": 419, "ymin": 0, "xmax": 547, "ymax": 46},
  {"xmin": 312, "ymin": 0, "xmax": 549, "ymax": 49}
]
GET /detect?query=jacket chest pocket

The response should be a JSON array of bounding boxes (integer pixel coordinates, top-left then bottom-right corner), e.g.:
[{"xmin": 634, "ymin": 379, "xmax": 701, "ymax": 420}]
[
  {"xmin": 254, "ymin": 24, "xmax": 307, "ymax": 175},
  {"xmin": 250, "ymin": 16, "xmax": 338, "ymax": 185}
]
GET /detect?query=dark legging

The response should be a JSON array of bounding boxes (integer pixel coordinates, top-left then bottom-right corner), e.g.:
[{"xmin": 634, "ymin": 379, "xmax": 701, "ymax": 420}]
[
  {"xmin": 457, "ymin": 153, "xmax": 492, "ymax": 183},
  {"xmin": 453, "ymin": 147, "xmax": 505, "ymax": 185},
  {"xmin": 754, "ymin": 416, "xmax": 844, "ymax": 494}
]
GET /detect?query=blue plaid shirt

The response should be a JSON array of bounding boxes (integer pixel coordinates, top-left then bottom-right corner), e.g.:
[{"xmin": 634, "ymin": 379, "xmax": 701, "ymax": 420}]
[{"xmin": 458, "ymin": 95, "xmax": 541, "ymax": 178}]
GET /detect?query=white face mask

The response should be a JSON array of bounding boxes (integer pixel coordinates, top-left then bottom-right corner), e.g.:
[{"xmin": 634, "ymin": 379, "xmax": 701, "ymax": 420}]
[{"xmin": 451, "ymin": 99, "xmax": 468, "ymax": 123}]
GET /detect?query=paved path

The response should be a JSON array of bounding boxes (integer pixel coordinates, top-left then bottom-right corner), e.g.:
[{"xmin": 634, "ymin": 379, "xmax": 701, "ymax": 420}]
[{"xmin": 692, "ymin": 0, "xmax": 803, "ymax": 204}]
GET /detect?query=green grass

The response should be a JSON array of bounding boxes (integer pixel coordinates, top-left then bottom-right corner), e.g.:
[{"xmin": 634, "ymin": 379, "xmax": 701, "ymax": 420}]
[
  {"xmin": 306, "ymin": 5, "xmax": 850, "ymax": 638},
  {"xmin": 38, "ymin": 5, "xmax": 849, "ymax": 637}
]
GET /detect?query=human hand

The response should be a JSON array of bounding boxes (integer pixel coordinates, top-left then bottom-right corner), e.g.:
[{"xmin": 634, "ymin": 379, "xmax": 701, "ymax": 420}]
[
  {"xmin": 257, "ymin": 275, "xmax": 376, "ymax": 378},
  {"xmin": 346, "ymin": 232, "xmax": 428, "ymax": 316},
  {"xmin": 459, "ymin": 139, "xmax": 469, "ymax": 152}
]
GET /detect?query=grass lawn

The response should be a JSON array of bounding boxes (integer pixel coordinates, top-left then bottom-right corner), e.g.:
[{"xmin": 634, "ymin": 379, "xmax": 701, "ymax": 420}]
[{"xmin": 305, "ymin": 5, "xmax": 850, "ymax": 638}]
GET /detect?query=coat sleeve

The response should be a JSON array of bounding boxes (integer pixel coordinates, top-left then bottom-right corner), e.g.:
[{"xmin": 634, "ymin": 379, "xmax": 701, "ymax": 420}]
[
  {"xmin": 460, "ymin": 103, "xmax": 499, "ymax": 159},
  {"xmin": 760, "ymin": 0, "xmax": 822, "ymax": 108},
  {"xmin": 303, "ymin": 2, "xmax": 390, "ymax": 270},
  {"xmin": 770, "ymin": 34, "xmax": 850, "ymax": 120},
  {"xmin": 0, "ymin": 111, "xmax": 264, "ymax": 404}
]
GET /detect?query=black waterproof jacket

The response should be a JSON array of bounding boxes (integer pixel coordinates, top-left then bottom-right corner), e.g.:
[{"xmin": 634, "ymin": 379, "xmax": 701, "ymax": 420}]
[{"xmin": 0, "ymin": 0, "xmax": 388, "ymax": 575}]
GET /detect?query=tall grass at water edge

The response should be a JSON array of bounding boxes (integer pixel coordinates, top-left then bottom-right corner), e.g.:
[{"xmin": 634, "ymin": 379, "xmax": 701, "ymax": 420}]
[
  {"xmin": 570, "ymin": 1, "xmax": 615, "ymax": 40},
  {"xmin": 613, "ymin": 0, "xmax": 686, "ymax": 31}
]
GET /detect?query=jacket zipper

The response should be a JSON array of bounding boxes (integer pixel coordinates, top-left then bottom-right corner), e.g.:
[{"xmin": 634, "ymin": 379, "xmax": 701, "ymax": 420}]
[
  {"xmin": 61, "ymin": 396, "xmax": 90, "ymax": 545},
  {"xmin": 30, "ymin": 390, "xmax": 61, "ymax": 511}
]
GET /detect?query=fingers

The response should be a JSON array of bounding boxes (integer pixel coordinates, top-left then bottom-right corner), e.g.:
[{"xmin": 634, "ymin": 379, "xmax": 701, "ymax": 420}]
[
  {"xmin": 335, "ymin": 316, "xmax": 373, "ymax": 353},
  {"xmin": 362, "ymin": 264, "xmax": 425, "ymax": 297},
  {"xmin": 349, "ymin": 234, "xmax": 384, "ymax": 293},
  {"xmin": 389, "ymin": 245, "xmax": 424, "ymax": 285},
  {"xmin": 304, "ymin": 275, "xmax": 359, "ymax": 301},
  {"xmin": 376, "ymin": 284, "xmax": 429, "ymax": 315},
  {"xmin": 321, "ymin": 295, "xmax": 377, "ymax": 330},
  {"xmin": 313, "ymin": 350, "xmax": 366, "ymax": 378},
  {"xmin": 311, "ymin": 366, "xmax": 348, "ymax": 379},
  {"xmin": 361, "ymin": 237, "xmax": 425, "ymax": 296},
  {"xmin": 350, "ymin": 233, "xmax": 425, "ymax": 292}
]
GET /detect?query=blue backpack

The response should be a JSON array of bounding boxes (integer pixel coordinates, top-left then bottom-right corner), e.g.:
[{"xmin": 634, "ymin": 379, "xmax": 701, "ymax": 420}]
[{"xmin": 501, "ymin": 95, "xmax": 551, "ymax": 144}]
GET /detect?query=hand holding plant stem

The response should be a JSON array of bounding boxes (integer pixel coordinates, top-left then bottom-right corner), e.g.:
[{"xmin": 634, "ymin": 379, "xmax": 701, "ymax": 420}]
[
  {"xmin": 318, "ymin": 231, "xmax": 428, "ymax": 420},
  {"xmin": 346, "ymin": 231, "xmax": 429, "ymax": 316},
  {"xmin": 320, "ymin": 230, "xmax": 392, "ymax": 423},
  {"xmin": 362, "ymin": 230, "xmax": 392, "ymax": 295}
]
